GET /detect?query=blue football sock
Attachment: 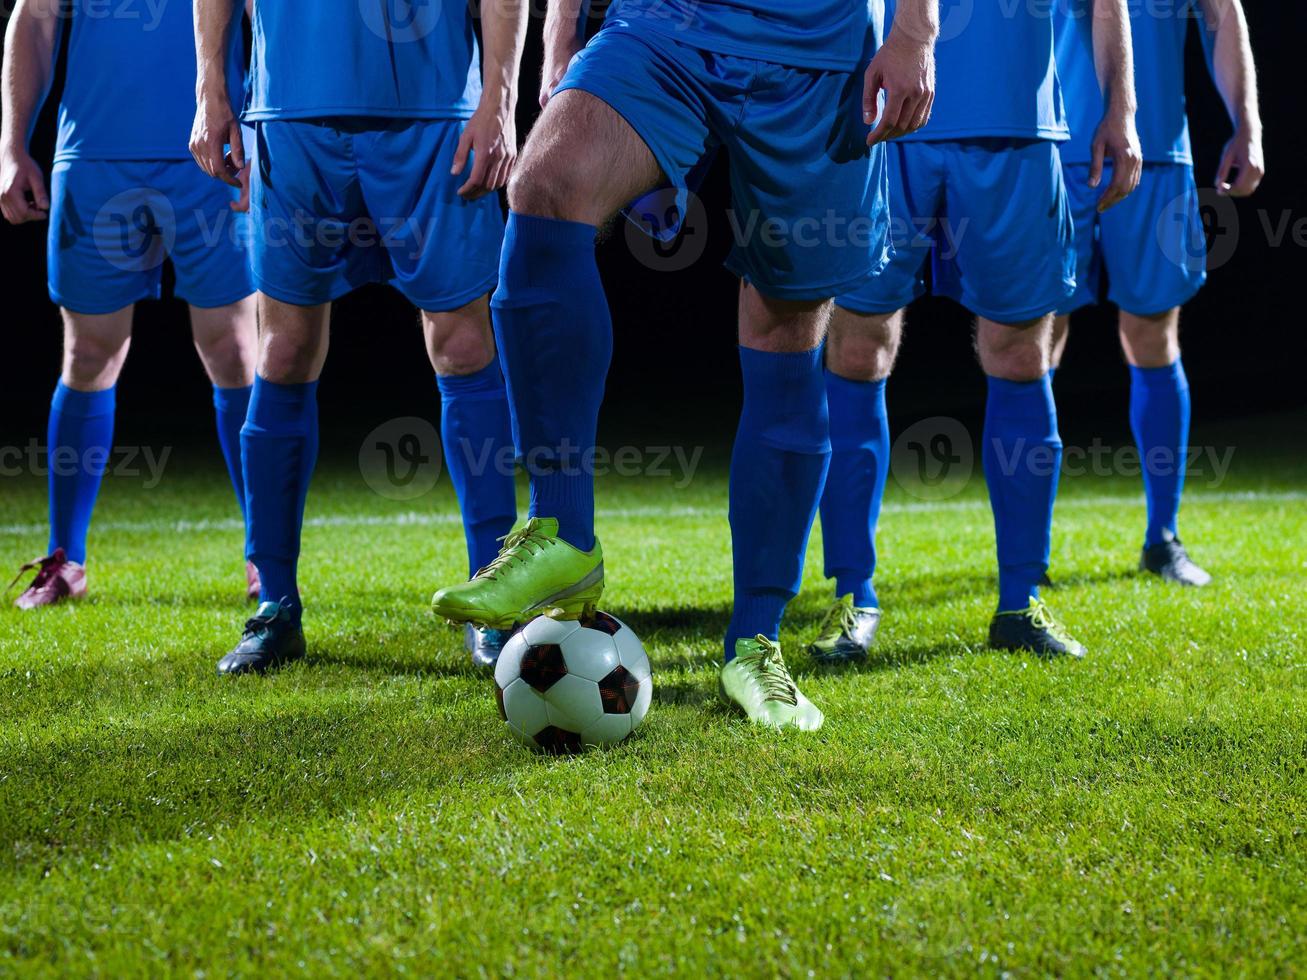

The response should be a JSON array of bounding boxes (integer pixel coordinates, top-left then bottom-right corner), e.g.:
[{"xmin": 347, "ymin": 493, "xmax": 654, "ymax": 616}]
[
  {"xmin": 491, "ymin": 212, "xmax": 611, "ymax": 552},
  {"xmin": 241, "ymin": 377, "xmax": 319, "ymax": 618},
  {"xmin": 213, "ymin": 384, "xmax": 252, "ymax": 520},
  {"xmin": 983, "ymin": 374, "xmax": 1062, "ymax": 612},
  {"xmin": 1130, "ymin": 359, "xmax": 1190, "ymax": 548},
  {"xmin": 437, "ymin": 361, "xmax": 518, "ymax": 577},
  {"xmin": 46, "ymin": 382, "xmax": 115, "ymax": 565},
  {"xmin": 725, "ymin": 345, "xmax": 831, "ymax": 661},
  {"xmin": 819, "ymin": 372, "xmax": 889, "ymax": 609}
]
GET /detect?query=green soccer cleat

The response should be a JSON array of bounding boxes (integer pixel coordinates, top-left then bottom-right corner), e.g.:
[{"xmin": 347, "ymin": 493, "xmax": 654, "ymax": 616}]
[
  {"xmin": 988, "ymin": 597, "xmax": 1086, "ymax": 659},
  {"xmin": 808, "ymin": 593, "xmax": 881, "ymax": 666},
  {"xmin": 431, "ymin": 517, "xmax": 604, "ymax": 630},
  {"xmin": 720, "ymin": 635, "xmax": 824, "ymax": 731}
]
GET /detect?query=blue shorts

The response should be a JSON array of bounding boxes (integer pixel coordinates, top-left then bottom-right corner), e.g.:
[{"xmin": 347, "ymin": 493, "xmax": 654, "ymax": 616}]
[
  {"xmin": 555, "ymin": 25, "xmax": 889, "ymax": 301},
  {"xmin": 1058, "ymin": 162, "xmax": 1206, "ymax": 316},
  {"xmin": 48, "ymin": 159, "xmax": 253, "ymax": 315},
  {"xmin": 839, "ymin": 139, "xmax": 1076, "ymax": 323},
  {"xmin": 249, "ymin": 118, "xmax": 503, "ymax": 311}
]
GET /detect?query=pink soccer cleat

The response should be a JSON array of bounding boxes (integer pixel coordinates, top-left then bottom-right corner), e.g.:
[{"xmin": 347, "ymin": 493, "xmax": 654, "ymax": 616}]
[
  {"xmin": 245, "ymin": 561, "xmax": 261, "ymax": 602},
  {"xmin": 9, "ymin": 548, "xmax": 88, "ymax": 609}
]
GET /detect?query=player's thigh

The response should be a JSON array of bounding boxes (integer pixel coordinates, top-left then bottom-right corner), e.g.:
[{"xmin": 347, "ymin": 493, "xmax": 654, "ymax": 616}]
[
  {"xmin": 827, "ymin": 305, "xmax": 905, "ymax": 381},
  {"xmin": 939, "ymin": 139, "xmax": 1075, "ymax": 323},
  {"xmin": 248, "ymin": 120, "xmax": 376, "ymax": 307},
  {"xmin": 517, "ymin": 26, "xmax": 716, "ymax": 224},
  {"xmin": 737, "ymin": 283, "xmax": 830, "ymax": 353},
  {"xmin": 975, "ymin": 313, "xmax": 1054, "ymax": 382},
  {"xmin": 836, "ymin": 142, "xmax": 943, "ymax": 317},
  {"xmin": 1100, "ymin": 163, "xmax": 1206, "ymax": 316},
  {"xmin": 725, "ymin": 64, "xmax": 890, "ymax": 304},
  {"xmin": 1057, "ymin": 161, "xmax": 1103, "ymax": 317},
  {"xmin": 255, "ymin": 293, "xmax": 331, "ymax": 384},
  {"xmin": 46, "ymin": 161, "xmax": 167, "ymax": 315},
  {"xmin": 354, "ymin": 119, "xmax": 502, "ymax": 314},
  {"xmin": 189, "ymin": 296, "xmax": 257, "ymax": 388},
  {"xmin": 162, "ymin": 160, "xmax": 254, "ymax": 312}
]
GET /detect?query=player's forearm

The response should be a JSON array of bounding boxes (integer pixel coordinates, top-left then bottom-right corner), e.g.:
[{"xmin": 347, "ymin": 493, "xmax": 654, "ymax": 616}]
[
  {"xmin": 1090, "ymin": 0, "xmax": 1137, "ymax": 115},
  {"xmin": 1, "ymin": 0, "xmax": 59, "ymax": 153},
  {"xmin": 193, "ymin": 0, "xmax": 242, "ymax": 102},
  {"xmin": 479, "ymin": 0, "xmax": 530, "ymax": 111},
  {"xmin": 888, "ymin": 0, "xmax": 939, "ymax": 47},
  {"xmin": 544, "ymin": 0, "xmax": 589, "ymax": 59},
  {"xmin": 1201, "ymin": 0, "xmax": 1261, "ymax": 135}
]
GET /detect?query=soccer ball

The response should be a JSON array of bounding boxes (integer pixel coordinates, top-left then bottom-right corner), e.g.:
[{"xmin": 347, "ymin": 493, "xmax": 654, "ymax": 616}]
[{"xmin": 494, "ymin": 611, "xmax": 652, "ymax": 753}]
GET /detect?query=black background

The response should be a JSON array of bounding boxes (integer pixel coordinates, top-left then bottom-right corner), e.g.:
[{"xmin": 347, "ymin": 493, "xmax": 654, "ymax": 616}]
[{"xmin": 1, "ymin": 2, "xmax": 1304, "ymax": 456}]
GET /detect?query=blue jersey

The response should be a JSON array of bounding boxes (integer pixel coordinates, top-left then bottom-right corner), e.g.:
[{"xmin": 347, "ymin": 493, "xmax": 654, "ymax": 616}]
[
  {"xmin": 1056, "ymin": 0, "xmax": 1197, "ymax": 164},
  {"xmin": 899, "ymin": 0, "xmax": 1067, "ymax": 142},
  {"xmin": 246, "ymin": 0, "xmax": 481, "ymax": 121},
  {"xmin": 603, "ymin": 0, "xmax": 882, "ymax": 71},
  {"xmin": 55, "ymin": 0, "xmax": 243, "ymax": 163}
]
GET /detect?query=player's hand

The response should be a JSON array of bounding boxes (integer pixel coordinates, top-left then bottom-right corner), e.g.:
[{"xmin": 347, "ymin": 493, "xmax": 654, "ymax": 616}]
[
  {"xmin": 452, "ymin": 99, "xmax": 517, "ymax": 201},
  {"xmin": 231, "ymin": 161, "xmax": 251, "ymax": 214},
  {"xmin": 863, "ymin": 31, "xmax": 936, "ymax": 145},
  {"xmin": 190, "ymin": 93, "xmax": 244, "ymax": 189},
  {"xmin": 540, "ymin": 35, "xmax": 584, "ymax": 109},
  {"xmin": 0, "ymin": 144, "xmax": 49, "ymax": 224},
  {"xmin": 1089, "ymin": 107, "xmax": 1142, "ymax": 212},
  {"xmin": 1215, "ymin": 126, "xmax": 1264, "ymax": 197}
]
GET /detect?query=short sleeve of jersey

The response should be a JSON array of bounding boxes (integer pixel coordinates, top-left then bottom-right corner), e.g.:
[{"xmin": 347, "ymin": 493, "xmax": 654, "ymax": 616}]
[
  {"xmin": 55, "ymin": 0, "xmax": 244, "ymax": 162},
  {"xmin": 245, "ymin": 0, "xmax": 481, "ymax": 121}
]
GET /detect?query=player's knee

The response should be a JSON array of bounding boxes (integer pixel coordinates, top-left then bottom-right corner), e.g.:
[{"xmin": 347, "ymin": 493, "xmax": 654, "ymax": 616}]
[
  {"xmin": 506, "ymin": 160, "xmax": 589, "ymax": 222},
  {"xmin": 63, "ymin": 332, "xmax": 129, "ymax": 386},
  {"xmin": 258, "ymin": 333, "xmax": 321, "ymax": 384},
  {"xmin": 1119, "ymin": 310, "xmax": 1180, "ymax": 368},
  {"xmin": 428, "ymin": 322, "xmax": 495, "ymax": 377},
  {"xmin": 827, "ymin": 310, "xmax": 900, "ymax": 381},
  {"xmin": 983, "ymin": 341, "xmax": 1048, "ymax": 382},
  {"xmin": 196, "ymin": 327, "xmax": 257, "ymax": 386}
]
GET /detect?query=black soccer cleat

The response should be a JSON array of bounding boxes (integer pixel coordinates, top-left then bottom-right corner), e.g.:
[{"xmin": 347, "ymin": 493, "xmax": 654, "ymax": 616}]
[
  {"xmin": 988, "ymin": 598, "xmax": 1086, "ymax": 659},
  {"xmin": 464, "ymin": 623, "xmax": 513, "ymax": 670},
  {"xmin": 808, "ymin": 594, "xmax": 882, "ymax": 666},
  {"xmin": 1140, "ymin": 533, "xmax": 1212, "ymax": 587},
  {"xmin": 217, "ymin": 600, "xmax": 306, "ymax": 676}
]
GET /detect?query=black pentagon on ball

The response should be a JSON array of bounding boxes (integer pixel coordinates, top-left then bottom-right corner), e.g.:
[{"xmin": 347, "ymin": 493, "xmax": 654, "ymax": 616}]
[
  {"xmin": 598, "ymin": 665, "xmax": 640, "ymax": 714},
  {"xmin": 532, "ymin": 726, "xmax": 586, "ymax": 755},
  {"xmin": 581, "ymin": 611, "xmax": 623, "ymax": 636},
  {"xmin": 519, "ymin": 643, "xmax": 568, "ymax": 692}
]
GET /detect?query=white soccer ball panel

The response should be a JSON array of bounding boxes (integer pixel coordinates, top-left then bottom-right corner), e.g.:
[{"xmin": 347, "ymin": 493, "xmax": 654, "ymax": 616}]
[
  {"xmin": 580, "ymin": 712, "xmax": 632, "ymax": 747},
  {"xmin": 629, "ymin": 677, "xmax": 653, "ymax": 730},
  {"xmin": 543, "ymin": 673, "xmax": 604, "ymax": 729},
  {"xmin": 521, "ymin": 615, "xmax": 581, "ymax": 648},
  {"xmin": 493, "ymin": 631, "xmax": 531, "ymax": 690},
  {"xmin": 614, "ymin": 628, "xmax": 652, "ymax": 682},
  {"xmin": 561, "ymin": 629, "xmax": 621, "ymax": 682},
  {"xmin": 501, "ymin": 678, "xmax": 550, "ymax": 740}
]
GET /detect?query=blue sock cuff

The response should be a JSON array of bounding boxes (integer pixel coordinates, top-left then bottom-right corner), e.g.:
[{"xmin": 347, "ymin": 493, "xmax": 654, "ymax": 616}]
[
  {"xmin": 247, "ymin": 377, "xmax": 319, "ymax": 428},
  {"xmin": 739, "ymin": 344, "xmax": 824, "ymax": 380},
  {"xmin": 495, "ymin": 212, "xmax": 599, "ymax": 298},
  {"xmin": 437, "ymin": 360, "xmax": 507, "ymax": 400},
  {"xmin": 213, "ymin": 383, "xmax": 253, "ymax": 412},
  {"xmin": 825, "ymin": 371, "xmax": 888, "ymax": 410},
  {"xmin": 985, "ymin": 373, "xmax": 1055, "ymax": 420},
  {"xmin": 1130, "ymin": 359, "xmax": 1188, "ymax": 390},
  {"xmin": 52, "ymin": 382, "xmax": 115, "ymax": 419}
]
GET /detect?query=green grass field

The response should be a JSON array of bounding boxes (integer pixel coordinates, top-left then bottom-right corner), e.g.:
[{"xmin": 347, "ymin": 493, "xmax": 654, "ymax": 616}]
[{"xmin": 1, "ymin": 412, "xmax": 1304, "ymax": 976}]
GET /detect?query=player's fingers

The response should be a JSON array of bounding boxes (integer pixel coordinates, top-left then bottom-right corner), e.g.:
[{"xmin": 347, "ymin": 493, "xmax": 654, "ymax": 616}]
[
  {"xmin": 1229, "ymin": 155, "xmax": 1263, "ymax": 197},
  {"xmin": 458, "ymin": 148, "xmax": 492, "ymax": 199},
  {"xmin": 1098, "ymin": 159, "xmax": 1132, "ymax": 212},
  {"xmin": 1088, "ymin": 137, "xmax": 1106, "ymax": 189},
  {"xmin": 451, "ymin": 126, "xmax": 474, "ymax": 176},
  {"xmin": 867, "ymin": 92, "xmax": 907, "ymax": 145},
  {"xmin": 228, "ymin": 121, "xmax": 246, "ymax": 172},
  {"xmin": 862, "ymin": 68, "xmax": 883, "ymax": 126},
  {"xmin": 29, "ymin": 169, "xmax": 50, "ymax": 212},
  {"xmin": 906, "ymin": 93, "xmax": 932, "ymax": 135},
  {"xmin": 1214, "ymin": 144, "xmax": 1237, "ymax": 194}
]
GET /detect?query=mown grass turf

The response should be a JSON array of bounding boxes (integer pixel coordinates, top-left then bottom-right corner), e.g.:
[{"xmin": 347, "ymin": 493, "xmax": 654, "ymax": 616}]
[{"xmin": 1, "ymin": 413, "xmax": 1304, "ymax": 976}]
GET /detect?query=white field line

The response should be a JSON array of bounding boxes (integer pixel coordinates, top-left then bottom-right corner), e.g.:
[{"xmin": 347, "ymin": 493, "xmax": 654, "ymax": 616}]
[{"xmin": 0, "ymin": 490, "xmax": 1302, "ymax": 538}]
